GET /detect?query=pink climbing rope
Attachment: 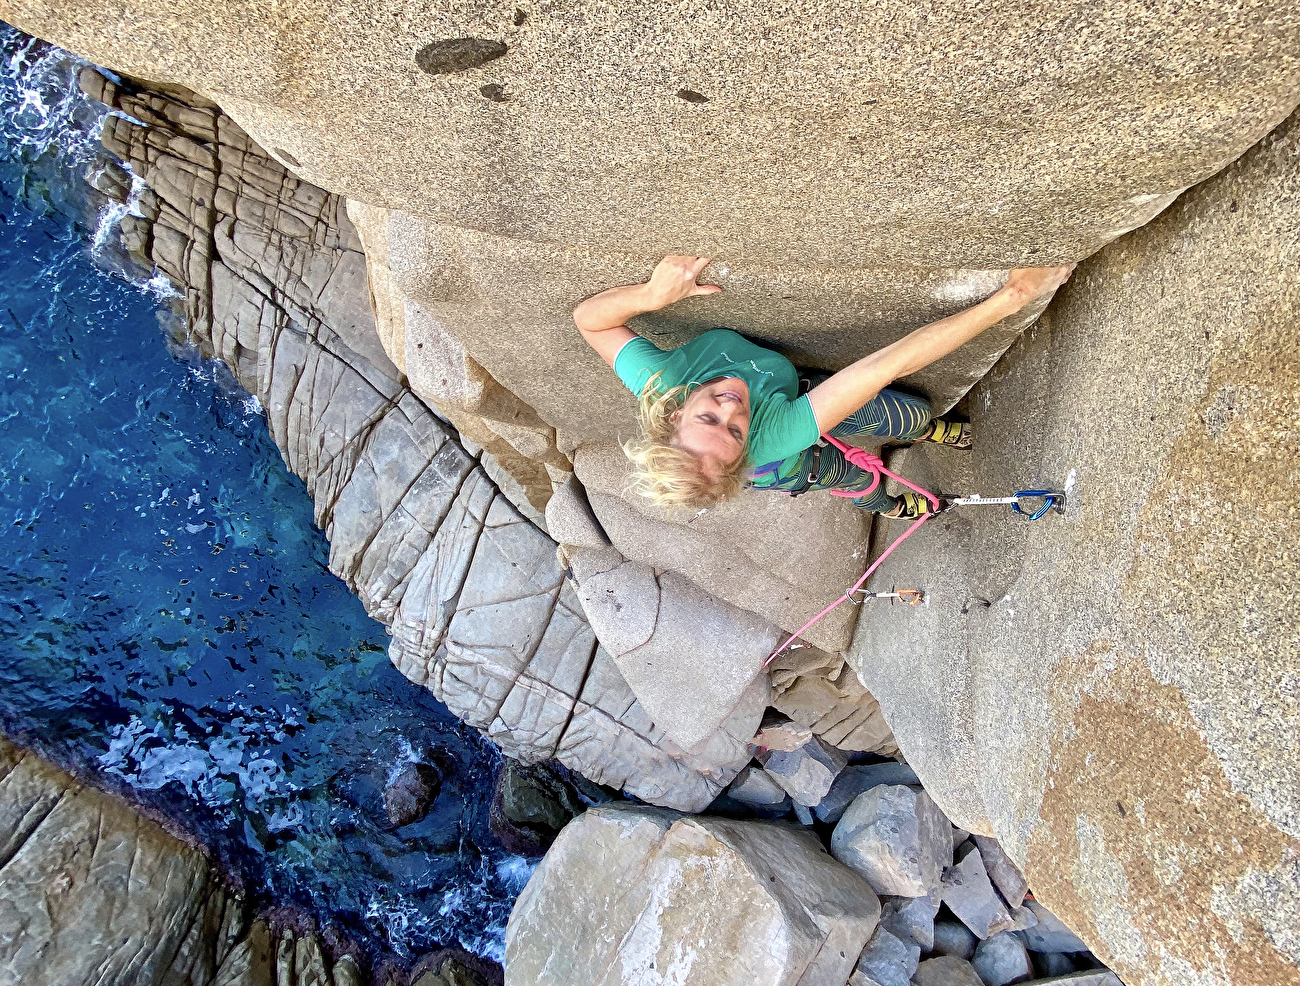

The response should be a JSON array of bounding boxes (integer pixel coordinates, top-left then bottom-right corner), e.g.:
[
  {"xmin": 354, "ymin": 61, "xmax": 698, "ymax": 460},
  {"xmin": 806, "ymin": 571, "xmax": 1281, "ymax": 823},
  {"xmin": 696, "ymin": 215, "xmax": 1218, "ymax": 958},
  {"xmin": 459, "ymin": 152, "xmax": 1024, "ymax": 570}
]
[{"xmin": 763, "ymin": 434, "xmax": 942, "ymax": 668}]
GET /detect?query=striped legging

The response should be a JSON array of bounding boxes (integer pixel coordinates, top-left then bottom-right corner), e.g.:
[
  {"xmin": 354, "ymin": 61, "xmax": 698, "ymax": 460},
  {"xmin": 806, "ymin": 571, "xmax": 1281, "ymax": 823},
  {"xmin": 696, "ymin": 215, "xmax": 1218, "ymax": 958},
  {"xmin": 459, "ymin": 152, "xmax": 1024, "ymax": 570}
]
[{"xmin": 752, "ymin": 387, "xmax": 933, "ymax": 513}]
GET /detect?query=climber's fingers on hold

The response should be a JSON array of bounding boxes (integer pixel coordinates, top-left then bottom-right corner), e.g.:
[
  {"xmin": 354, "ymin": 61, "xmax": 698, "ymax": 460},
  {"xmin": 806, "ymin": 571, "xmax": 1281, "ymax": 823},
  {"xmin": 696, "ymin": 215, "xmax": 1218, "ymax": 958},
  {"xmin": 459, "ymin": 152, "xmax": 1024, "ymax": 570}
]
[
  {"xmin": 1036, "ymin": 262, "xmax": 1077, "ymax": 297},
  {"xmin": 648, "ymin": 255, "xmax": 720, "ymax": 300},
  {"xmin": 686, "ymin": 256, "xmax": 722, "ymax": 295},
  {"xmin": 1006, "ymin": 263, "xmax": 1079, "ymax": 303}
]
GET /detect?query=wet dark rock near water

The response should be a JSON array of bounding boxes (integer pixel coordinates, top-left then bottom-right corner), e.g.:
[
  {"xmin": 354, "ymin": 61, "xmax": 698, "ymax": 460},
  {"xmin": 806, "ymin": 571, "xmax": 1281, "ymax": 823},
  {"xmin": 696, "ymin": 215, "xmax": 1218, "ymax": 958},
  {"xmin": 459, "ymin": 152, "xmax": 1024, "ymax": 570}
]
[
  {"xmin": 409, "ymin": 949, "xmax": 503, "ymax": 986},
  {"xmin": 385, "ymin": 762, "xmax": 443, "ymax": 828},
  {"xmin": 488, "ymin": 760, "xmax": 589, "ymax": 856}
]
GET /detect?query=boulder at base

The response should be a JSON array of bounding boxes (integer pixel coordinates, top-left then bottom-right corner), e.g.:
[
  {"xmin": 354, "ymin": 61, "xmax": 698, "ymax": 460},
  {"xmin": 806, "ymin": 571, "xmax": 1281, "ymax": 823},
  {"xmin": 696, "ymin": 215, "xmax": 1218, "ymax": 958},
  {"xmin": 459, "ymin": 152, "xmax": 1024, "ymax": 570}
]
[
  {"xmin": 504, "ymin": 805, "xmax": 881, "ymax": 986},
  {"xmin": 849, "ymin": 110, "xmax": 1300, "ymax": 985},
  {"xmin": 831, "ymin": 785, "xmax": 953, "ymax": 900}
]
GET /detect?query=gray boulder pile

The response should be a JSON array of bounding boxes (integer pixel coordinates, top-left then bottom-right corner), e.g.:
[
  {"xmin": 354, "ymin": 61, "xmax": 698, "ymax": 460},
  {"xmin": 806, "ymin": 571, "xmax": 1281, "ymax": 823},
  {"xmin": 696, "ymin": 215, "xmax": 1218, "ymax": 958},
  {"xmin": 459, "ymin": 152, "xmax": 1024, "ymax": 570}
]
[
  {"xmin": 504, "ymin": 788, "xmax": 1121, "ymax": 986},
  {"xmin": 504, "ymin": 805, "xmax": 883, "ymax": 986}
]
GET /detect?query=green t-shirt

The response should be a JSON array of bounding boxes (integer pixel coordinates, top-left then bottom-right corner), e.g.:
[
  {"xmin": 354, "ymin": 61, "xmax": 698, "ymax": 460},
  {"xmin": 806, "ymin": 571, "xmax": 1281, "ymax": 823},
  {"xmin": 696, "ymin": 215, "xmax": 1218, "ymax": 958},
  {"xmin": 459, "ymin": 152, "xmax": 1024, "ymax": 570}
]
[{"xmin": 613, "ymin": 328, "xmax": 820, "ymax": 469}]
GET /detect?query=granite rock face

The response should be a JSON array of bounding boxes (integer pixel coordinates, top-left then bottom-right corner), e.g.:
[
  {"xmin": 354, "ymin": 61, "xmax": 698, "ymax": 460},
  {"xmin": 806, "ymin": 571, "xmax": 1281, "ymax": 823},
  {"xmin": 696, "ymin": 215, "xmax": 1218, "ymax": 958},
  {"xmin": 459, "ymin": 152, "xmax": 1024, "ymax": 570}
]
[
  {"xmin": 22, "ymin": 9, "xmax": 1296, "ymax": 982},
  {"xmin": 849, "ymin": 110, "xmax": 1300, "ymax": 986},
  {"xmin": 347, "ymin": 205, "xmax": 1052, "ymax": 655},
  {"xmin": 504, "ymin": 805, "xmax": 882, "ymax": 986},
  {"xmin": 11, "ymin": 2, "xmax": 1298, "ymax": 556},
  {"xmin": 572, "ymin": 441, "xmax": 871, "ymax": 651},
  {"xmin": 568, "ymin": 547, "xmax": 774, "ymax": 753},
  {"xmin": 348, "ymin": 199, "xmax": 569, "ymax": 518},
  {"xmin": 380, "ymin": 214, "xmax": 1053, "ymax": 442},
  {"xmin": 81, "ymin": 70, "xmax": 754, "ymax": 813},
  {"xmin": 8, "ymin": 0, "xmax": 1298, "ymax": 270}
]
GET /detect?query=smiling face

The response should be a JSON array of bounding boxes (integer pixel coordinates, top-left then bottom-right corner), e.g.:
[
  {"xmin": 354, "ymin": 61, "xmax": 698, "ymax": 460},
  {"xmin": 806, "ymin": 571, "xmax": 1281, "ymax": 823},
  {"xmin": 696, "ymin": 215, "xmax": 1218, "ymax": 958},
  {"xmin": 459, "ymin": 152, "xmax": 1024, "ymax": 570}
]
[{"xmin": 670, "ymin": 376, "xmax": 751, "ymax": 477}]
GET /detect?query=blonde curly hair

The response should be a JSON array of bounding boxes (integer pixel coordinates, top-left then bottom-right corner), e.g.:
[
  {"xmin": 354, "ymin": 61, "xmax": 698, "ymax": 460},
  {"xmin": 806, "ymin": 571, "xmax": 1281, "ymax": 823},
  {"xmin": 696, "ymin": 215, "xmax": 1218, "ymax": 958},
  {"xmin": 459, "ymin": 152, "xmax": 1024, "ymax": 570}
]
[{"xmin": 623, "ymin": 373, "xmax": 750, "ymax": 509}]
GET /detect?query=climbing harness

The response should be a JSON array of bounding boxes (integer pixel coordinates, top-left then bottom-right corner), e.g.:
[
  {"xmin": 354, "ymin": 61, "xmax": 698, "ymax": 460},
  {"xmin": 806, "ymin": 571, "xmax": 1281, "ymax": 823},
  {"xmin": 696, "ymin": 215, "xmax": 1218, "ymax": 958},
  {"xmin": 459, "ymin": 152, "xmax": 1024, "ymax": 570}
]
[{"xmin": 762, "ymin": 434, "xmax": 1065, "ymax": 667}]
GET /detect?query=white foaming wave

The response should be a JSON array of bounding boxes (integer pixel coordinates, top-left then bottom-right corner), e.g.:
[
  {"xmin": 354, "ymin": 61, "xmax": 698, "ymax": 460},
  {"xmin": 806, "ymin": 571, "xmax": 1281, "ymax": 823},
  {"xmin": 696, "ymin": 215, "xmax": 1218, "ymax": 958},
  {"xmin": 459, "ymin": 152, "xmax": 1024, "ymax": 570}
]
[
  {"xmin": 91, "ymin": 172, "xmax": 147, "ymax": 256},
  {"xmin": 495, "ymin": 854, "xmax": 538, "ymax": 889},
  {"xmin": 0, "ymin": 27, "xmax": 106, "ymax": 169},
  {"xmin": 0, "ymin": 28, "xmax": 180, "ymax": 297},
  {"xmin": 143, "ymin": 270, "xmax": 183, "ymax": 300},
  {"xmin": 99, "ymin": 705, "xmax": 305, "ymax": 824},
  {"xmin": 355, "ymin": 851, "xmax": 531, "ymax": 963}
]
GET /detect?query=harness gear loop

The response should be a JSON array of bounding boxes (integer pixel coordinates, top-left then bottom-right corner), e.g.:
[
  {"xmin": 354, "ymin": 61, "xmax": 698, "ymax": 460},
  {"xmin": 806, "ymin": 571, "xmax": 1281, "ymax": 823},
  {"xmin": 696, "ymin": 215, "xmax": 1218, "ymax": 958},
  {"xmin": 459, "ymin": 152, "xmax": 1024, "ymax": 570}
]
[{"xmin": 764, "ymin": 434, "xmax": 941, "ymax": 668}]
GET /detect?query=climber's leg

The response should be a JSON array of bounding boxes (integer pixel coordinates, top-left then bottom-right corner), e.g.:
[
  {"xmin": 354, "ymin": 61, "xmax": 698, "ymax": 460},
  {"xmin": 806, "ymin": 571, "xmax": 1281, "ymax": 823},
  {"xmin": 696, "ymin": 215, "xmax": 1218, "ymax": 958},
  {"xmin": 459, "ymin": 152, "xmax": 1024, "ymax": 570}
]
[
  {"xmin": 828, "ymin": 388, "xmax": 933, "ymax": 442},
  {"xmin": 917, "ymin": 417, "xmax": 973, "ymax": 449}
]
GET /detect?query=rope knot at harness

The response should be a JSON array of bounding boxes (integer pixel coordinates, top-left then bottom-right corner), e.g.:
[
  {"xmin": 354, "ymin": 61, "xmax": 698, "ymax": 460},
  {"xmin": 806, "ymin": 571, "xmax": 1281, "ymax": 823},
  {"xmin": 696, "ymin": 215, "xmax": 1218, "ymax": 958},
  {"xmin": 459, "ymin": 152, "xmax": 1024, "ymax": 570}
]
[{"xmin": 819, "ymin": 434, "xmax": 940, "ymax": 509}]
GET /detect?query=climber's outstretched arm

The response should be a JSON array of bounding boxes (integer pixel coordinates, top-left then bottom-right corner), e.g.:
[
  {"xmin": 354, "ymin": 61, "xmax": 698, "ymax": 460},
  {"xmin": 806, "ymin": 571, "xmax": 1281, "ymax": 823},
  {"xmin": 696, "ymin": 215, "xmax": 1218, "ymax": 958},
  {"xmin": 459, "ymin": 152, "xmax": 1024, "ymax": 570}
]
[
  {"xmin": 806, "ymin": 265, "xmax": 1076, "ymax": 434},
  {"xmin": 574, "ymin": 256, "xmax": 721, "ymax": 367}
]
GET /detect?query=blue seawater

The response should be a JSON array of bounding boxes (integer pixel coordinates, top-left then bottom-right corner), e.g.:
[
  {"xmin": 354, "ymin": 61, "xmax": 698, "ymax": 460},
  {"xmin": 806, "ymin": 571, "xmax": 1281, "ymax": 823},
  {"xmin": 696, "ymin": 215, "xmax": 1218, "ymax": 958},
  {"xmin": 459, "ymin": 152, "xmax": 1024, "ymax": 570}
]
[{"xmin": 0, "ymin": 28, "xmax": 528, "ymax": 963}]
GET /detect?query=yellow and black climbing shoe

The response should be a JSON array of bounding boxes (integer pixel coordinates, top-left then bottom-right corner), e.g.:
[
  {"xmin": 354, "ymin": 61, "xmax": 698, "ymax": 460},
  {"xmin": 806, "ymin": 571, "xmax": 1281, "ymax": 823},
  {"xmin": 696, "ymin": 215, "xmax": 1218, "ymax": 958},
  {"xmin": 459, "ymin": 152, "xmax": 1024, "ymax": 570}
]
[
  {"xmin": 921, "ymin": 418, "xmax": 972, "ymax": 450},
  {"xmin": 883, "ymin": 491, "xmax": 933, "ymax": 521}
]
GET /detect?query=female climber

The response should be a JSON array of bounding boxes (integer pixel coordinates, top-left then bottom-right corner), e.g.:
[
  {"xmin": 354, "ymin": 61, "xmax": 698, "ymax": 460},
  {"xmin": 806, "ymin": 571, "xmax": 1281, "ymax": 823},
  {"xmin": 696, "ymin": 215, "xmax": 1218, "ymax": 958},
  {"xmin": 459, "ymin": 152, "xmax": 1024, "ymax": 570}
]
[{"xmin": 574, "ymin": 256, "xmax": 1075, "ymax": 515}]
